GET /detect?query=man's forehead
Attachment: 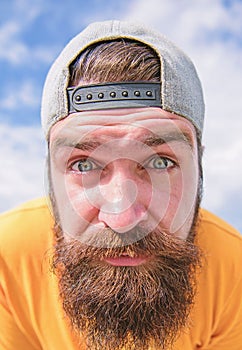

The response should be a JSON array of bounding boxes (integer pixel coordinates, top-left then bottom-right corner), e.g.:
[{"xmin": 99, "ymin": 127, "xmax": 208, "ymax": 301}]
[
  {"xmin": 50, "ymin": 124, "xmax": 195, "ymax": 154},
  {"xmin": 49, "ymin": 107, "xmax": 196, "ymax": 146}
]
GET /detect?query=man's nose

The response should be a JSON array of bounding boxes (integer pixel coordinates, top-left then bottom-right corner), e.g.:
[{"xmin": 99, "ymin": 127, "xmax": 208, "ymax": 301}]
[{"xmin": 98, "ymin": 169, "xmax": 148, "ymax": 233}]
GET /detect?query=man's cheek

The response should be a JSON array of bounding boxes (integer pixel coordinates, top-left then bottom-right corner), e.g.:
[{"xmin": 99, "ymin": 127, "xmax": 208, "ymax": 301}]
[
  {"xmin": 149, "ymin": 167, "xmax": 198, "ymax": 236},
  {"xmin": 50, "ymin": 172, "xmax": 91, "ymax": 238},
  {"xmin": 168, "ymin": 169, "xmax": 198, "ymax": 235},
  {"xmin": 149, "ymin": 189, "xmax": 183, "ymax": 232}
]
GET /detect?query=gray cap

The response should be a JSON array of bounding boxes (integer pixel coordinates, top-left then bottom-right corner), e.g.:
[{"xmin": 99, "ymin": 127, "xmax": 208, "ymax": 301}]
[{"xmin": 41, "ymin": 20, "xmax": 205, "ymax": 139}]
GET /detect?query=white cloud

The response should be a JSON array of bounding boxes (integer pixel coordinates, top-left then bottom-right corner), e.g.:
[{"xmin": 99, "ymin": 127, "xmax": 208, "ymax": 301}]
[
  {"xmin": 0, "ymin": 21, "xmax": 29, "ymax": 64},
  {"xmin": 0, "ymin": 80, "xmax": 40, "ymax": 110},
  {"xmin": 14, "ymin": 0, "xmax": 43, "ymax": 22},
  {"xmin": 0, "ymin": 1, "xmax": 58, "ymax": 66},
  {"xmin": 32, "ymin": 46, "xmax": 60, "ymax": 65},
  {"xmin": 0, "ymin": 124, "xmax": 46, "ymax": 212},
  {"xmin": 124, "ymin": 0, "xmax": 242, "ymax": 44},
  {"xmin": 203, "ymin": 137, "xmax": 242, "ymax": 210}
]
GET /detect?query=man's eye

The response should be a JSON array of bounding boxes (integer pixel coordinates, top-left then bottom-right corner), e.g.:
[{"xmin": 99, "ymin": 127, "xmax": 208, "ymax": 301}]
[
  {"xmin": 145, "ymin": 155, "xmax": 175, "ymax": 170},
  {"xmin": 71, "ymin": 159, "xmax": 99, "ymax": 172}
]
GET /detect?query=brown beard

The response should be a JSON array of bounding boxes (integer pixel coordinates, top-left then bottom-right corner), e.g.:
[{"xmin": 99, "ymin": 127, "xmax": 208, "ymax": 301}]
[{"xmin": 52, "ymin": 223, "xmax": 202, "ymax": 350}]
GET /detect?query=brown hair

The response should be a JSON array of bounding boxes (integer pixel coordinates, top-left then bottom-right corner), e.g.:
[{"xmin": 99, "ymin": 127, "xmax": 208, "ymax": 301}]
[{"xmin": 69, "ymin": 39, "xmax": 160, "ymax": 86}]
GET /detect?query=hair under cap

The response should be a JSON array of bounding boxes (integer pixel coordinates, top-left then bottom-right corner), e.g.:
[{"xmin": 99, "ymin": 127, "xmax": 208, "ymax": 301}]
[{"xmin": 41, "ymin": 20, "xmax": 205, "ymax": 139}]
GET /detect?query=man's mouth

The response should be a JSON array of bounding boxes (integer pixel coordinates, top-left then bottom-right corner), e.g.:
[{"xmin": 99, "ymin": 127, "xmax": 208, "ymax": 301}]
[{"xmin": 103, "ymin": 254, "xmax": 148, "ymax": 266}]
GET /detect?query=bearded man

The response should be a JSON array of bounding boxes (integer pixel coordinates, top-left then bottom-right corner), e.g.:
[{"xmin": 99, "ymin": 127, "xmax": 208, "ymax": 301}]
[{"xmin": 0, "ymin": 20, "xmax": 241, "ymax": 350}]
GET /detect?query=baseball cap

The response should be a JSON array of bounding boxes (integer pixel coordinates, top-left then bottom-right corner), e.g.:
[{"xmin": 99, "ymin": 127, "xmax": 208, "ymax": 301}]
[{"xmin": 41, "ymin": 20, "xmax": 205, "ymax": 139}]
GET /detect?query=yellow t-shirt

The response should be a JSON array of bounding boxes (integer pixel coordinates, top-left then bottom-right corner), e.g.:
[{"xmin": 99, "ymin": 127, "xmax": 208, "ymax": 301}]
[{"xmin": 0, "ymin": 198, "xmax": 241, "ymax": 350}]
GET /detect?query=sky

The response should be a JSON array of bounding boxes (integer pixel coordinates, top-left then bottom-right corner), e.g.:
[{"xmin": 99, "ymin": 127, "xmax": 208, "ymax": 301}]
[{"xmin": 0, "ymin": 0, "xmax": 241, "ymax": 232}]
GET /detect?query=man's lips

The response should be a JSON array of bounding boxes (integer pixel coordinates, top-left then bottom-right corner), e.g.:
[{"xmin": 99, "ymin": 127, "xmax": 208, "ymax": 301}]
[{"xmin": 103, "ymin": 254, "xmax": 148, "ymax": 266}]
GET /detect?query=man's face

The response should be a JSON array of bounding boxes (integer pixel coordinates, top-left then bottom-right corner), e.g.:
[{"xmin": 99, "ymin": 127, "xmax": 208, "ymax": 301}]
[
  {"xmin": 49, "ymin": 107, "xmax": 199, "ymax": 247},
  {"xmin": 49, "ymin": 107, "xmax": 202, "ymax": 350}
]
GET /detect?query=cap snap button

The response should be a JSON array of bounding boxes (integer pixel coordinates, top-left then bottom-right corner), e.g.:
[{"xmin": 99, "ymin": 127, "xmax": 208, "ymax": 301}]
[{"xmin": 75, "ymin": 95, "xmax": 81, "ymax": 102}]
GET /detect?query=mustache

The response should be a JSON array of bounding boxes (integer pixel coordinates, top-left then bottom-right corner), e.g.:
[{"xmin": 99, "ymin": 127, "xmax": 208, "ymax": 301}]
[
  {"xmin": 71, "ymin": 225, "xmax": 156, "ymax": 249},
  {"xmin": 54, "ymin": 224, "xmax": 199, "ymax": 264}
]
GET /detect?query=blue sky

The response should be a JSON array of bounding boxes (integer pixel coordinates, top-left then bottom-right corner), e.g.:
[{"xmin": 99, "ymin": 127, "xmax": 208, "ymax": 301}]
[{"xmin": 0, "ymin": 0, "xmax": 242, "ymax": 232}]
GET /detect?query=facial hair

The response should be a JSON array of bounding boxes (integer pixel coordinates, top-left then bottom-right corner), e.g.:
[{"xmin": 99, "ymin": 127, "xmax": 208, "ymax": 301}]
[
  {"xmin": 52, "ymin": 223, "xmax": 202, "ymax": 350},
  {"xmin": 49, "ymin": 142, "xmax": 204, "ymax": 350}
]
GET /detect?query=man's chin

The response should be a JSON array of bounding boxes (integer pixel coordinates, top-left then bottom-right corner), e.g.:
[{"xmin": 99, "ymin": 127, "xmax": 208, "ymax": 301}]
[{"xmin": 52, "ymin": 226, "xmax": 202, "ymax": 350}]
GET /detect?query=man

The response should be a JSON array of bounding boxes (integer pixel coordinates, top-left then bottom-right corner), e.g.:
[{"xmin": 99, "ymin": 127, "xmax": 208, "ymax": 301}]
[{"xmin": 0, "ymin": 20, "xmax": 241, "ymax": 350}]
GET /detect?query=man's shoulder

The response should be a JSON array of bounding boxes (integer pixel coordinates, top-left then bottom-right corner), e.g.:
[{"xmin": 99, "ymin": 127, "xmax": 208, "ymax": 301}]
[
  {"xmin": 198, "ymin": 208, "xmax": 242, "ymax": 263},
  {"xmin": 0, "ymin": 197, "xmax": 50, "ymax": 218},
  {"xmin": 199, "ymin": 209, "xmax": 242, "ymax": 242},
  {"xmin": 0, "ymin": 197, "xmax": 52, "ymax": 226},
  {"xmin": 0, "ymin": 197, "xmax": 54, "ymax": 259},
  {"xmin": 199, "ymin": 208, "xmax": 241, "ymax": 238}
]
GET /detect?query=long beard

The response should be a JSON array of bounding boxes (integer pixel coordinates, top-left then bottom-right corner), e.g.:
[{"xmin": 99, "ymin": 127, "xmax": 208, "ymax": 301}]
[{"xmin": 52, "ymin": 224, "xmax": 202, "ymax": 350}]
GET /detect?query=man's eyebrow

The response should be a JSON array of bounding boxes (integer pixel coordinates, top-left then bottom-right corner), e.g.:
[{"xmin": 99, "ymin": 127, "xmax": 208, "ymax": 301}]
[
  {"xmin": 51, "ymin": 137, "xmax": 101, "ymax": 151},
  {"xmin": 142, "ymin": 131, "xmax": 194, "ymax": 148},
  {"xmin": 51, "ymin": 131, "xmax": 193, "ymax": 151}
]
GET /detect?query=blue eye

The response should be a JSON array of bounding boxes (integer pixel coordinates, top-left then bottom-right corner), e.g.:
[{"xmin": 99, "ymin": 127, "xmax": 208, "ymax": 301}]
[
  {"xmin": 71, "ymin": 159, "xmax": 99, "ymax": 172},
  {"xmin": 145, "ymin": 156, "xmax": 175, "ymax": 170}
]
